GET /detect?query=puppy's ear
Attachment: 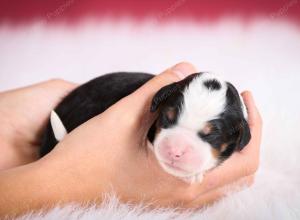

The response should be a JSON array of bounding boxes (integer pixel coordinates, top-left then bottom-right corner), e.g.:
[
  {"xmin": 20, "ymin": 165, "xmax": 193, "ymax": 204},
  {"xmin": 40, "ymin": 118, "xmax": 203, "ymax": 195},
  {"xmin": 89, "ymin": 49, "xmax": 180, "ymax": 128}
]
[
  {"xmin": 225, "ymin": 82, "xmax": 251, "ymax": 150},
  {"xmin": 150, "ymin": 83, "xmax": 180, "ymax": 112},
  {"xmin": 236, "ymin": 118, "xmax": 251, "ymax": 150}
]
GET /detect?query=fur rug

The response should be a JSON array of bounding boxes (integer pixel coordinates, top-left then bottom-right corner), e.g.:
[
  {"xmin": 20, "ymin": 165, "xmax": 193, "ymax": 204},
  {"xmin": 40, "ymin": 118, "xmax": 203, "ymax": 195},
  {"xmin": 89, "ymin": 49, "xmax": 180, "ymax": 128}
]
[{"xmin": 1, "ymin": 18, "xmax": 300, "ymax": 219}]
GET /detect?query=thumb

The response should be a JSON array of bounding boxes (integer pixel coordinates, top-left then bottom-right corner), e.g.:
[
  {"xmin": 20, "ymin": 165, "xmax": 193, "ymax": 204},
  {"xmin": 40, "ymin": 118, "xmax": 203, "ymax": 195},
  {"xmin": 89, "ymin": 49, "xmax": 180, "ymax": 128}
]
[
  {"xmin": 120, "ymin": 62, "xmax": 197, "ymax": 128},
  {"xmin": 241, "ymin": 91, "xmax": 262, "ymax": 131}
]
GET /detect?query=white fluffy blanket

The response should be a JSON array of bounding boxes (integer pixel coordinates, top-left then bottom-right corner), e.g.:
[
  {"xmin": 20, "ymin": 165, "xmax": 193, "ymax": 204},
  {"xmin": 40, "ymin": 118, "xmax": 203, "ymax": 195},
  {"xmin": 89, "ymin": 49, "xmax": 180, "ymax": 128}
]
[{"xmin": 1, "ymin": 18, "xmax": 300, "ymax": 219}]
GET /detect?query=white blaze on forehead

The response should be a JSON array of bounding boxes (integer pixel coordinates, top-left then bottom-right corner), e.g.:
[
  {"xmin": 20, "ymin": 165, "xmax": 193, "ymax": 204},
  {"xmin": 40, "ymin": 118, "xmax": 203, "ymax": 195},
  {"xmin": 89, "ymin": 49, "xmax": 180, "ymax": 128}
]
[{"xmin": 178, "ymin": 72, "xmax": 228, "ymax": 130}]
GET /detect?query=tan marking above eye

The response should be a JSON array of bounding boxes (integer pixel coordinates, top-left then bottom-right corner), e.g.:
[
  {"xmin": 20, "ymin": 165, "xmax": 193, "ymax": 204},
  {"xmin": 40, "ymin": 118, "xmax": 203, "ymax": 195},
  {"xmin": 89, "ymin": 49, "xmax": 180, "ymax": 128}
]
[
  {"xmin": 166, "ymin": 107, "xmax": 176, "ymax": 121},
  {"xmin": 220, "ymin": 143, "xmax": 228, "ymax": 152},
  {"xmin": 202, "ymin": 123, "xmax": 212, "ymax": 135},
  {"xmin": 211, "ymin": 148, "xmax": 220, "ymax": 158}
]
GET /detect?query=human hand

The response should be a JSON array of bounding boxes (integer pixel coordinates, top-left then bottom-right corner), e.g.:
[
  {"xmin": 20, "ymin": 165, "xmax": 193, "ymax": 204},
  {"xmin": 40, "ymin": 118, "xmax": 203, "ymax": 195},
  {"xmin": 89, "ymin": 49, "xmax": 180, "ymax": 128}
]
[
  {"xmin": 0, "ymin": 79, "xmax": 77, "ymax": 169},
  {"xmin": 0, "ymin": 62, "xmax": 262, "ymax": 217},
  {"xmin": 36, "ymin": 62, "xmax": 262, "ymax": 208}
]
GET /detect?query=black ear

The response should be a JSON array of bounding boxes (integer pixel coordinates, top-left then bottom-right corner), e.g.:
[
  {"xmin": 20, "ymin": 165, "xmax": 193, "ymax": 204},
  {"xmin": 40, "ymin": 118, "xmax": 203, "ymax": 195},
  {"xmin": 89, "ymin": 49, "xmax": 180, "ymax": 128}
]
[
  {"xmin": 225, "ymin": 82, "xmax": 251, "ymax": 150},
  {"xmin": 236, "ymin": 118, "xmax": 251, "ymax": 150},
  {"xmin": 150, "ymin": 83, "xmax": 180, "ymax": 112}
]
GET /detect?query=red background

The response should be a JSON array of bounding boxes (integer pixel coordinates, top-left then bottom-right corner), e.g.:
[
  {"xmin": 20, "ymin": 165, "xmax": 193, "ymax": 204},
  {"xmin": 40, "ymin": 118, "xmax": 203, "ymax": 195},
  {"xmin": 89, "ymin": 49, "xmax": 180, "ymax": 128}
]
[{"xmin": 0, "ymin": 0, "xmax": 299, "ymax": 25}]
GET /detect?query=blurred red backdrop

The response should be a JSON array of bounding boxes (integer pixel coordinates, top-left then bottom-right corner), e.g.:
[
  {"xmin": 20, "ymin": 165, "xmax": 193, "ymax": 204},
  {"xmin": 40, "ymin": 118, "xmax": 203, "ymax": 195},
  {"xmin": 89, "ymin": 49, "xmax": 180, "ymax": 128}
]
[{"xmin": 0, "ymin": 0, "xmax": 299, "ymax": 24}]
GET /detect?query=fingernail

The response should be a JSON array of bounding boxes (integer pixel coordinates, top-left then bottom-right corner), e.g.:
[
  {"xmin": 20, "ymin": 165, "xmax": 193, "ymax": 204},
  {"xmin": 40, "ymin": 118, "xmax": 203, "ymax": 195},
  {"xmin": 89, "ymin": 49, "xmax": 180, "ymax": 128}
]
[{"xmin": 171, "ymin": 63, "xmax": 195, "ymax": 80}]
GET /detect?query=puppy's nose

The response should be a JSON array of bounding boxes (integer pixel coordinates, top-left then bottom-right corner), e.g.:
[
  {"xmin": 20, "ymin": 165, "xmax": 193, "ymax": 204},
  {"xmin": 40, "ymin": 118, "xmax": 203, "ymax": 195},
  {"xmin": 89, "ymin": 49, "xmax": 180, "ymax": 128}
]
[
  {"xmin": 165, "ymin": 146, "xmax": 187, "ymax": 160},
  {"xmin": 157, "ymin": 134, "xmax": 196, "ymax": 163},
  {"xmin": 161, "ymin": 143, "xmax": 191, "ymax": 161}
]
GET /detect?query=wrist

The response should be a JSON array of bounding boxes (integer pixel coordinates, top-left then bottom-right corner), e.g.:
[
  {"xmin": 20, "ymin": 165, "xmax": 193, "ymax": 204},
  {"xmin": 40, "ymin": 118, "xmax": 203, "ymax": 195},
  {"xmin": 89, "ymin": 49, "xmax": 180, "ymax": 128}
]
[
  {"xmin": 0, "ymin": 162, "xmax": 47, "ymax": 217},
  {"xmin": 35, "ymin": 151, "xmax": 111, "ymax": 204},
  {"xmin": 0, "ymin": 157, "xmax": 91, "ymax": 217}
]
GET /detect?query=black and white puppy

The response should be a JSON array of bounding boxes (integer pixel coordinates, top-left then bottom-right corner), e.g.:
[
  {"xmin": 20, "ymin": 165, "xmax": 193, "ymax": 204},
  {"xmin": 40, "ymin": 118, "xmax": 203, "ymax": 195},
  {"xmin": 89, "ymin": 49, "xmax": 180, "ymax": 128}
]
[{"xmin": 40, "ymin": 72, "xmax": 251, "ymax": 183}]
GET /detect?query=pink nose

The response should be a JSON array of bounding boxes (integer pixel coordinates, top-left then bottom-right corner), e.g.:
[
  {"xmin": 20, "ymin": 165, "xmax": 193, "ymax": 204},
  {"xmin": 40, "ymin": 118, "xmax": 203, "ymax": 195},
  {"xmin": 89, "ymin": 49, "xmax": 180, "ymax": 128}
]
[
  {"xmin": 158, "ymin": 135, "xmax": 196, "ymax": 163},
  {"xmin": 165, "ymin": 146, "xmax": 187, "ymax": 160},
  {"xmin": 160, "ymin": 140, "xmax": 192, "ymax": 162},
  {"xmin": 156, "ymin": 133, "xmax": 204, "ymax": 170}
]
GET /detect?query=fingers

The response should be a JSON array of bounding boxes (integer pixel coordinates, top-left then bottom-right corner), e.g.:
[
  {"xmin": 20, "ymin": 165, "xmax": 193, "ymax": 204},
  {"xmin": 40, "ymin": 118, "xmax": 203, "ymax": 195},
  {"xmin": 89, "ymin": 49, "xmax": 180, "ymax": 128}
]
[
  {"xmin": 132, "ymin": 62, "xmax": 197, "ymax": 101},
  {"xmin": 241, "ymin": 91, "xmax": 263, "ymax": 132},
  {"xmin": 2, "ymin": 79, "xmax": 78, "ymax": 113},
  {"xmin": 46, "ymin": 79, "xmax": 78, "ymax": 91},
  {"xmin": 4, "ymin": 78, "xmax": 77, "ymax": 95},
  {"xmin": 111, "ymin": 62, "xmax": 197, "ymax": 128},
  {"xmin": 187, "ymin": 153, "xmax": 248, "ymax": 196},
  {"xmin": 184, "ymin": 174, "xmax": 255, "ymax": 208},
  {"xmin": 181, "ymin": 186, "xmax": 224, "ymax": 209},
  {"xmin": 131, "ymin": 62, "xmax": 197, "ymax": 112},
  {"xmin": 240, "ymin": 91, "xmax": 262, "ymax": 155},
  {"xmin": 35, "ymin": 79, "xmax": 78, "ymax": 101},
  {"xmin": 31, "ymin": 79, "xmax": 78, "ymax": 113}
]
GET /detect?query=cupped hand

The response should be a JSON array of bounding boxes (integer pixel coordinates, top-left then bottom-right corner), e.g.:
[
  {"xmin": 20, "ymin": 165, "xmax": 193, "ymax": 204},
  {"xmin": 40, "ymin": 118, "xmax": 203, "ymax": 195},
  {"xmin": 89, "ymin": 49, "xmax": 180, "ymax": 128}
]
[
  {"xmin": 0, "ymin": 63, "xmax": 262, "ymax": 216},
  {"xmin": 0, "ymin": 79, "xmax": 77, "ymax": 169},
  {"xmin": 36, "ymin": 62, "xmax": 262, "ymax": 208}
]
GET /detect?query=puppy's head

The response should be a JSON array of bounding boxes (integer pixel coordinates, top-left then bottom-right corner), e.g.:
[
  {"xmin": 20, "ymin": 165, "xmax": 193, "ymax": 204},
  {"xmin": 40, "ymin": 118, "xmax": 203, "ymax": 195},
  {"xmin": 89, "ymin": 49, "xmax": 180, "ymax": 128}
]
[{"xmin": 149, "ymin": 72, "xmax": 251, "ymax": 180}]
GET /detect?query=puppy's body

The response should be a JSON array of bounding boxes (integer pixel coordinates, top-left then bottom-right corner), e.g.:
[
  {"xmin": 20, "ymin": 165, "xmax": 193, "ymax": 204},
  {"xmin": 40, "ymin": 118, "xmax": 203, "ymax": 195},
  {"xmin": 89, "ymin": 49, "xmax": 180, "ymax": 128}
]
[
  {"xmin": 40, "ymin": 72, "xmax": 250, "ymax": 183},
  {"xmin": 40, "ymin": 72, "xmax": 154, "ymax": 156}
]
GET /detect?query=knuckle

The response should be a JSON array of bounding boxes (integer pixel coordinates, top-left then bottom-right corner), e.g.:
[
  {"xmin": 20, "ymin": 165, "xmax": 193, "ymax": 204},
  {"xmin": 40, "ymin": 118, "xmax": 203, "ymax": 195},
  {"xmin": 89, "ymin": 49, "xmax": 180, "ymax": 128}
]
[
  {"xmin": 120, "ymin": 111, "xmax": 139, "ymax": 129},
  {"xmin": 183, "ymin": 192, "xmax": 196, "ymax": 203},
  {"xmin": 254, "ymin": 108, "xmax": 263, "ymax": 127},
  {"xmin": 259, "ymin": 116, "xmax": 263, "ymax": 128},
  {"xmin": 47, "ymin": 78, "xmax": 77, "ymax": 91},
  {"xmin": 242, "ymin": 175, "xmax": 255, "ymax": 188},
  {"xmin": 257, "ymin": 111, "xmax": 263, "ymax": 126},
  {"xmin": 175, "ymin": 61, "xmax": 194, "ymax": 68},
  {"xmin": 163, "ymin": 69, "xmax": 181, "ymax": 81},
  {"xmin": 47, "ymin": 78, "xmax": 70, "ymax": 88},
  {"xmin": 179, "ymin": 188, "xmax": 199, "ymax": 203},
  {"xmin": 248, "ymin": 175, "xmax": 255, "ymax": 186},
  {"xmin": 126, "ymin": 116, "xmax": 138, "ymax": 128},
  {"xmin": 48, "ymin": 78, "xmax": 66, "ymax": 84},
  {"xmin": 165, "ymin": 62, "xmax": 195, "ymax": 79},
  {"xmin": 244, "ymin": 160, "xmax": 259, "ymax": 176}
]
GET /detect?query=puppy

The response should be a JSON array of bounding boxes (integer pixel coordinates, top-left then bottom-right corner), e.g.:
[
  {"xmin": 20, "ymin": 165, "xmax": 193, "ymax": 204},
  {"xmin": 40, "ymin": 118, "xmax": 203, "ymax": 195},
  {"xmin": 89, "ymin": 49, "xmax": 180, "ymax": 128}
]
[{"xmin": 40, "ymin": 72, "xmax": 251, "ymax": 183}]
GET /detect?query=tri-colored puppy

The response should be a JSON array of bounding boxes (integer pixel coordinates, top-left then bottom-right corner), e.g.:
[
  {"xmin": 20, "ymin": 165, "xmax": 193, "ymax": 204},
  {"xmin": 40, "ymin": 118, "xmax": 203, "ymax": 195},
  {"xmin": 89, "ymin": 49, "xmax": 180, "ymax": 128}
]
[{"xmin": 40, "ymin": 72, "xmax": 251, "ymax": 183}]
